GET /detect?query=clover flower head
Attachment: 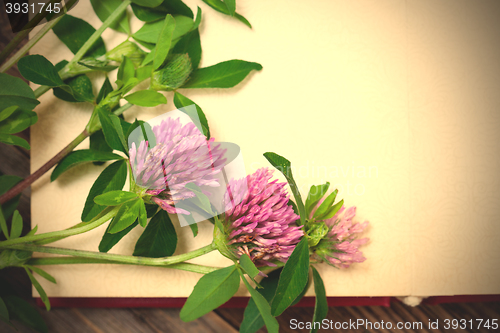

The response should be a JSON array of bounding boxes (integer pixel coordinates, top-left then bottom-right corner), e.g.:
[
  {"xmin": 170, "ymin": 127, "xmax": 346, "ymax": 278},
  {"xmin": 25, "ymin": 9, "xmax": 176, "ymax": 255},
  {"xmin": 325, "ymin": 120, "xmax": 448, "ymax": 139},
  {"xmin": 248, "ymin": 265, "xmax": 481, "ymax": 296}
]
[
  {"xmin": 129, "ymin": 117, "xmax": 226, "ymax": 215},
  {"xmin": 314, "ymin": 204, "xmax": 369, "ymax": 269},
  {"xmin": 221, "ymin": 168, "xmax": 303, "ymax": 267}
]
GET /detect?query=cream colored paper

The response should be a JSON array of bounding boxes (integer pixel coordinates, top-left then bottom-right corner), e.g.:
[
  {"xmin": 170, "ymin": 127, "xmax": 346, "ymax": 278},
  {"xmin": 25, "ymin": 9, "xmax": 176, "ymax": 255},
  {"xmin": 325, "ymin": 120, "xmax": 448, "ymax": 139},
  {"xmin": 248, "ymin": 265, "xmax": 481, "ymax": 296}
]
[{"xmin": 31, "ymin": 0, "xmax": 500, "ymax": 298}]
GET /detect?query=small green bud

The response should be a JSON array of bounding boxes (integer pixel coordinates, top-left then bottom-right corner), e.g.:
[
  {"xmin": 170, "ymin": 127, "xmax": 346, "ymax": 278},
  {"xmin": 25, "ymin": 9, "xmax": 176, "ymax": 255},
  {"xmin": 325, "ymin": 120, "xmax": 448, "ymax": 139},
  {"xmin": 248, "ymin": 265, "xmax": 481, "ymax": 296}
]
[
  {"xmin": 151, "ymin": 54, "xmax": 192, "ymax": 91},
  {"xmin": 306, "ymin": 221, "xmax": 329, "ymax": 247},
  {"xmin": 0, "ymin": 249, "xmax": 32, "ymax": 269},
  {"xmin": 106, "ymin": 41, "xmax": 146, "ymax": 67}
]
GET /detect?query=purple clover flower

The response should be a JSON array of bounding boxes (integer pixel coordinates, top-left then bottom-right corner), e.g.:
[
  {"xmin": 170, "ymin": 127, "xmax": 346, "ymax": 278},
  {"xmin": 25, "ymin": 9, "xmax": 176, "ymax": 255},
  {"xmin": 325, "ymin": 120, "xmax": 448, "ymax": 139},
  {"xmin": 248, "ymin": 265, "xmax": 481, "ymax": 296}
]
[
  {"xmin": 221, "ymin": 168, "xmax": 304, "ymax": 267},
  {"xmin": 310, "ymin": 202, "xmax": 369, "ymax": 269},
  {"xmin": 129, "ymin": 117, "xmax": 226, "ymax": 215}
]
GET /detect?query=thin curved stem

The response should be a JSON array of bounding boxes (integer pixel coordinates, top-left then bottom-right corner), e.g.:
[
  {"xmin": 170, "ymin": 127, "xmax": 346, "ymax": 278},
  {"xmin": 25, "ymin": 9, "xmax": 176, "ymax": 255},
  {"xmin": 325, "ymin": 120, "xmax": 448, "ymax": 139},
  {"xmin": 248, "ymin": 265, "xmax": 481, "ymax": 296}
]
[
  {"xmin": 27, "ymin": 257, "xmax": 219, "ymax": 274},
  {"xmin": 6, "ymin": 242, "xmax": 217, "ymax": 266},
  {"xmin": 23, "ymin": 243, "xmax": 216, "ymax": 265},
  {"xmin": 0, "ymin": 206, "xmax": 118, "ymax": 247}
]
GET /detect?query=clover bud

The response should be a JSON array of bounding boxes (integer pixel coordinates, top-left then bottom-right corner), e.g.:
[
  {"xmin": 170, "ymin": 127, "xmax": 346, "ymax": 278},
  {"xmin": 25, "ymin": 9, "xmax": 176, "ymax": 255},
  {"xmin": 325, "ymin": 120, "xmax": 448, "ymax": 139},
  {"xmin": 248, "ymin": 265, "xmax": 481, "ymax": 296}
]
[
  {"xmin": 106, "ymin": 41, "xmax": 146, "ymax": 67},
  {"xmin": 0, "ymin": 249, "xmax": 32, "ymax": 269},
  {"xmin": 306, "ymin": 221, "xmax": 329, "ymax": 247},
  {"xmin": 151, "ymin": 54, "xmax": 192, "ymax": 91}
]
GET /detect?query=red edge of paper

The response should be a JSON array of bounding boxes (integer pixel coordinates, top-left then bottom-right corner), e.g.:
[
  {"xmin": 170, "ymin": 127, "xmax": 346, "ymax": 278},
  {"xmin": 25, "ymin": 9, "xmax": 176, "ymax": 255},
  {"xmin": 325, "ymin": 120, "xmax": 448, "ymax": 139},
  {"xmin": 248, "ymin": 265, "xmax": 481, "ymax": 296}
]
[
  {"xmin": 35, "ymin": 295, "xmax": 500, "ymax": 308},
  {"xmin": 35, "ymin": 296, "xmax": 392, "ymax": 308}
]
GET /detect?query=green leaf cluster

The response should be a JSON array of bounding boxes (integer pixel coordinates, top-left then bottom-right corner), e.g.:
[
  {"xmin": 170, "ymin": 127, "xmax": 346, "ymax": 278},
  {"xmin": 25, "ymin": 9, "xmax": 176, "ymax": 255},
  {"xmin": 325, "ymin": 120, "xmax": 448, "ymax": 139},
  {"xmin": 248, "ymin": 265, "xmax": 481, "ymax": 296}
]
[
  {"xmin": 201, "ymin": 0, "xmax": 251, "ymax": 28},
  {"xmin": 0, "ymin": 74, "xmax": 39, "ymax": 149}
]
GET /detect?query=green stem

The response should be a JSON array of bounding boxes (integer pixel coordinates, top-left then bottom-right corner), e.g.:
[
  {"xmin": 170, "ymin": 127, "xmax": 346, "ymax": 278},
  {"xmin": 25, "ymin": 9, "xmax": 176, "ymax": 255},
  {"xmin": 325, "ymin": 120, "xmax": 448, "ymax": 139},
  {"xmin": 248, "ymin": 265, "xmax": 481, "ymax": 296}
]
[
  {"xmin": 0, "ymin": 0, "xmax": 62, "ymax": 65},
  {"xmin": 7, "ymin": 243, "xmax": 217, "ymax": 266},
  {"xmin": 68, "ymin": 0, "xmax": 131, "ymax": 67},
  {"xmin": 0, "ymin": 12, "xmax": 65, "ymax": 73},
  {"xmin": 27, "ymin": 257, "xmax": 219, "ymax": 274},
  {"xmin": 32, "ymin": 0, "xmax": 131, "ymax": 98},
  {"xmin": 0, "ymin": 206, "xmax": 118, "ymax": 247}
]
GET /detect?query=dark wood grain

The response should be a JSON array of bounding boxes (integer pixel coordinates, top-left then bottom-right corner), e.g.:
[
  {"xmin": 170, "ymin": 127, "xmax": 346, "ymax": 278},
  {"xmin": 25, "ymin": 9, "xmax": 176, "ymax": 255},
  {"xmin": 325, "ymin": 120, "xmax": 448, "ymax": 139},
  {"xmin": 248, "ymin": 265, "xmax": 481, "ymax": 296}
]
[{"xmin": 1, "ymin": 12, "xmax": 500, "ymax": 333}]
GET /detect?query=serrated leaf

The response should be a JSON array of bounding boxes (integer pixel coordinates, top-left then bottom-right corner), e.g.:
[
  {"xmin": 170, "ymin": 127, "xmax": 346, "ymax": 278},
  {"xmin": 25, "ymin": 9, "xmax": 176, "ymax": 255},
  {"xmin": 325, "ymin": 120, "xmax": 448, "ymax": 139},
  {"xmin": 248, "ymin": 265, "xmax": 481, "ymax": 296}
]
[
  {"xmin": 173, "ymin": 92, "xmax": 209, "ymax": 138},
  {"xmin": 24, "ymin": 265, "xmax": 56, "ymax": 284},
  {"xmin": 52, "ymin": 14, "xmax": 106, "ymax": 58},
  {"xmin": 182, "ymin": 60, "xmax": 262, "ymax": 88},
  {"xmin": 305, "ymin": 183, "xmax": 330, "ymax": 217},
  {"xmin": 53, "ymin": 75, "xmax": 95, "ymax": 103},
  {"xmin": 133, "ymin": 210, "xmax": 177, "ymax": 257},
  {"xmin": 240, "ymin": 271, "xmax": 279, "ymax": 333},
  {"xmin": 124, "ymin": 90, "xmax": 167, "ymax": 107},
  {"xmin": 239, "ymin": 254, "xmax": 260, "ymax": 279},
  {"xmin": 271, "ymin": 237, "xmax": 309, "ymax": 316},
  {"xmin": 51, "ymin": 149, "xmax": 123, "ymax": 181},
  {"xmin": 109, "ymin": 199, "xmax": 142, "ymax": 233},
  {"xmin": 310, "ymin": 267, "xmax": 328, "ymax": 333},
  {"xmin": 313, "ymin": 190, "xmax": 337, "ymax": 219},
  {"xmin": 180, "ymin": 265, "xmax": 240, "ymax": 322},
  {"xmin": 154, "ymin": 14, "xmax": 176, "ymax": 70},
  {"xmin": 90, "ymin": 0, "xmax": 130, "ymax": 34},
  {"xmin": 18, "ymin": 55, "xmax": 64, "ymax": 87},
  {"xmin": 264, "ymin": 152, "xmax": 306, "ymax": 224},
  {"xmin": 24, "ymin": 268, "xmax": 50, "ymax": 311},
  {"xmin": 0, "ymin": 73, "xmax": 39, "ymax": 112},
  {"xmin": 99, "ymin": 220, "xmax": 138, "ymax": 253},
  {"xmin": 0, "ymin": 133, "xmax": 30, "ymax": 150},
  {"xmin": 82, "ymin": 160, "xmax": 128, "ymax": 222},
  {"xmin": 3, "ymin": 295, "xmax": 48, "ymax": 333},
  {"xmin": 10, "ymin": 210, "xmax": 22, "ymax": 239},
  {"xmin": 94, "ymin": 190, "xmax": 138, "ymax": 206}
]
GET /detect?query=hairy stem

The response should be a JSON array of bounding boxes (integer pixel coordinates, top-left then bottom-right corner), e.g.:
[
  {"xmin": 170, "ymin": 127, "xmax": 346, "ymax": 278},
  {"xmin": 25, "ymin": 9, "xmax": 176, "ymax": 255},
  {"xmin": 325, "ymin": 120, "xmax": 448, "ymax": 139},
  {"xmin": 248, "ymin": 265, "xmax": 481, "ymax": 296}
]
[
  {"xmin": 7, "ymin": 243, "xmax": 217, "ymax": 266},
  {"xmin": 69, "ymin": 0, "xmax": 131, "ymax": 66},
  {"xmin": 27, "ymin": 257, "xmax": 219, "ymax": 274},
  {"xmin": 0, "ymin": 206, "xmax": 118, "ymax": 247}
]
